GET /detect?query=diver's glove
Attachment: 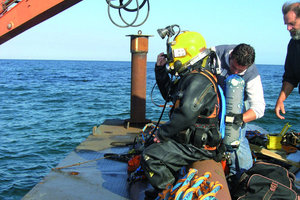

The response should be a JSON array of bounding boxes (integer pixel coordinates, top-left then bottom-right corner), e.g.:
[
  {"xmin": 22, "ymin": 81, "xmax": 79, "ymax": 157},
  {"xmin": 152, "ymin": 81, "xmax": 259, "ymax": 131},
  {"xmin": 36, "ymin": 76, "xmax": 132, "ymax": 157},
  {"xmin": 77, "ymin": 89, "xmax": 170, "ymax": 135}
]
[
  {"xmin": 225, "ymin": 113, "xmax": 244, "ymax": 127},
  {"xmin": 156, "ymin": 52, "xmax": 167, "ymax": 67}
]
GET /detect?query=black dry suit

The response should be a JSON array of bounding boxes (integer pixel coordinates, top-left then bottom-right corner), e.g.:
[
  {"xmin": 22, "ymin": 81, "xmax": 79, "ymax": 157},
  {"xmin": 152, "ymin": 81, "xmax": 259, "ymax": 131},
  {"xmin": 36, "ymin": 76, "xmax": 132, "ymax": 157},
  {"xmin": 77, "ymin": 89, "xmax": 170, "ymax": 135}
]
[{"xmin": 141, "ymin": 62, "xmax": 224, "ymax": 190}]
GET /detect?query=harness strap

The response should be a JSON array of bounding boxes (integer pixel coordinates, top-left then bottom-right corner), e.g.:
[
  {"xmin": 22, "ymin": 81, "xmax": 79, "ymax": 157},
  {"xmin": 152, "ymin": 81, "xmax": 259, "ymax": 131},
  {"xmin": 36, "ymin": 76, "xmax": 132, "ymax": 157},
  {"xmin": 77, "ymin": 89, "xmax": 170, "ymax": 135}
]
[{"xmin": 198, "ymin": 70, "xmax": 220, "ymax": 119}]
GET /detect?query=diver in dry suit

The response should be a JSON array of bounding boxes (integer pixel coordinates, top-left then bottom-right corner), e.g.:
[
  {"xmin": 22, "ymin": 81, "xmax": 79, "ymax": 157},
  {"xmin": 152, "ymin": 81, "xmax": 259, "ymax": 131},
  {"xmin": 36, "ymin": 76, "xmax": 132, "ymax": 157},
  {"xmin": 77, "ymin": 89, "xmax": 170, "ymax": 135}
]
[{"xmin": 140, "ymin": 28, "xmax": 225, "ymax": 197}]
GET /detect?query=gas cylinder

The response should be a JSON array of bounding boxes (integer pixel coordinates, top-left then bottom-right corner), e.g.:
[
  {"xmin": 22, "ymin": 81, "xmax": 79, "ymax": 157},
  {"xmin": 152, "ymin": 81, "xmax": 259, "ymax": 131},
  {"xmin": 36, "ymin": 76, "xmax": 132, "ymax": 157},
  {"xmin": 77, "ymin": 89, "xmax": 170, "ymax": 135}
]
[{"xmin": 223, "ymin": 74, "xmax": 245, "ymax": 147}]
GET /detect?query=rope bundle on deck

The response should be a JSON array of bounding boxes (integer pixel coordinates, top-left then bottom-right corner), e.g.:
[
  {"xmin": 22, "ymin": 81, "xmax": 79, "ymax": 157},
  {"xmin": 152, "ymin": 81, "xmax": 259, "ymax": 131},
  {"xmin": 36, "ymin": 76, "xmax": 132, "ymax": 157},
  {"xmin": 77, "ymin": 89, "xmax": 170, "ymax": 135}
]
[{"xmin": 156, "ymin": 168, "xmax": 223, "ymax": 200}]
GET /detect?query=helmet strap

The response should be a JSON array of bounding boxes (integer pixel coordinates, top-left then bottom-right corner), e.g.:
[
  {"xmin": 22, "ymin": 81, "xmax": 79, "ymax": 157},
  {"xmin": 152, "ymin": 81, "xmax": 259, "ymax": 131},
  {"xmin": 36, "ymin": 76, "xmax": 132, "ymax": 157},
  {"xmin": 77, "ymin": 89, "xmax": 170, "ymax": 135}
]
[
  {"xmin": 189, "ymin": 49, "xmax": 221, "ymax": 75},
  {"xmin": 177, "ymin": 49, "xmax": 211, "ymax": 77},
  {"xmin": 186, "ymin": 49, "xmax": 211, "ymax": 67},
  {"xmin": 175, "ymin": 49, "xmax": 221, "ymax": 77}
]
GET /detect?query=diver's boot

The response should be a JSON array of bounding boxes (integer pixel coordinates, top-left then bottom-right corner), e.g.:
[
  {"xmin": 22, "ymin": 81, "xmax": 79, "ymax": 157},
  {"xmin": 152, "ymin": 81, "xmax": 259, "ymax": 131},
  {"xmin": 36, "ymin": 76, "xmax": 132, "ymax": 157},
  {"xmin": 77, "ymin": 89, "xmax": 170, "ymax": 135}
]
[{"xmin": 144, "ymin": 188, "xmax": 161, "ymax": 200}]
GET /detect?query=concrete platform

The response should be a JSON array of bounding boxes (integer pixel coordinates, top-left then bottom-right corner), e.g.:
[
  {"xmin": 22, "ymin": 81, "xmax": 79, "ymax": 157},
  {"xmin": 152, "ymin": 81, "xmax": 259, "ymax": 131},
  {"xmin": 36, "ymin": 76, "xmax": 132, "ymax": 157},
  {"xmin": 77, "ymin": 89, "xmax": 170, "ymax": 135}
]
[{"xmin": 22, "ymin": 119, "xmax": 144, "ymax": 200}]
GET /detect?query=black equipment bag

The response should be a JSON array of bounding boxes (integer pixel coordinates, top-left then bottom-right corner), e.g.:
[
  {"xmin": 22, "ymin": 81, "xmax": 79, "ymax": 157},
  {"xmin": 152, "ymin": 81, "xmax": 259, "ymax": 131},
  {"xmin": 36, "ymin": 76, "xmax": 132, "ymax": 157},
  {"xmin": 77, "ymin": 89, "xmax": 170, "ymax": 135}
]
[{"xmin": 232, "ymin": 161, "xmax": 300, "ymax": 200}]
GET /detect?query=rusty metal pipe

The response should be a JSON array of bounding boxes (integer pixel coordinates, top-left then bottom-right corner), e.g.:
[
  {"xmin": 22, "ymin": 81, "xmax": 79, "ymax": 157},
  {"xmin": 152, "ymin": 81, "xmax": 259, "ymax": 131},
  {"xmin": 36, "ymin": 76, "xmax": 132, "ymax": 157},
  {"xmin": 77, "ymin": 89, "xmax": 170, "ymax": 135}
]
[{"xmin": 127, "ymin": 31, "xmax": 152, "ymax": 125}]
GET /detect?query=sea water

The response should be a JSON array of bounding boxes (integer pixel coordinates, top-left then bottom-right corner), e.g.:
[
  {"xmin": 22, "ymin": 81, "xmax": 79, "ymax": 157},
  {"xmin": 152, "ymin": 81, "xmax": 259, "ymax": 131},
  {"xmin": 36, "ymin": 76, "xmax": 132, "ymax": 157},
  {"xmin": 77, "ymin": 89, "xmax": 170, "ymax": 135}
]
[{"xmin": 0, "ymin": 60, "xmax": 299, "ymax": 200}]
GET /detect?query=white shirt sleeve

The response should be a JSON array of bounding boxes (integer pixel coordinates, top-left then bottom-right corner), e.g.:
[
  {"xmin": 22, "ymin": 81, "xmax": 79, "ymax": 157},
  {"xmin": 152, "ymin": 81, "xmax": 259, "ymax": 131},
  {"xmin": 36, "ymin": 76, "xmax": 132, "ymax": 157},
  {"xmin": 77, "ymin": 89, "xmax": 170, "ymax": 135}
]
[{"xmin": 245, "ymin": 75, "xmax": 265, "ymax": 119}]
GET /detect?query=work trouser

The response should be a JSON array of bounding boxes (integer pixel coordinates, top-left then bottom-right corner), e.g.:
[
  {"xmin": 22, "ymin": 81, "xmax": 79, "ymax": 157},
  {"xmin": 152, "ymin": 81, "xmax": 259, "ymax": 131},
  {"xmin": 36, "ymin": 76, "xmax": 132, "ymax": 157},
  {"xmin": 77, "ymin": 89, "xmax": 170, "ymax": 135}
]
[
  {"xmin": 140, "ymin": 140, "xmax": 216, "ymax": 190},
  {"xmin": 228, "ymin": 123, "xmax": 253, "ymax": 178}
]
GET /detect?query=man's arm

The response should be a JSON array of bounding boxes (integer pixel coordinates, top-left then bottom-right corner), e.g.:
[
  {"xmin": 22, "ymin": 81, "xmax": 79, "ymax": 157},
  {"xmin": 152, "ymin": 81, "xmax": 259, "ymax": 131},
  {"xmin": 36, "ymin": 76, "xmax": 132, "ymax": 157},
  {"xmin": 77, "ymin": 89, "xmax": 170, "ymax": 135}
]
[
  {"xmin": 275, "ymin": 81, "xmax": 294, "ymax": 119},
  {"xmin": 155, "ymin": 53, "xmax": 172, "ymax": 101},
  {"xmin": 244, "ymin": 73, "xmax": 265, "ymax": 122},
  {"xmin": 242, "ymin": 109, "xmax": 257, "ymax": 123}
]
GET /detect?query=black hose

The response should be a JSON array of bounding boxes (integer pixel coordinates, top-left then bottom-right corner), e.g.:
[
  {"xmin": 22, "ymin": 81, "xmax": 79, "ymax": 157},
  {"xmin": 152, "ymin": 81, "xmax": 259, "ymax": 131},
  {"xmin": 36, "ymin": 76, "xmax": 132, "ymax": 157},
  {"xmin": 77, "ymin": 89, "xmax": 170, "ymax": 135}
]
[
  {"xmin": 123, "ymin": 0, "xmax": 147, "ymax": 12},
  {"xmin": 151, "ymin": 75, "xmax": 174, "ymax": 138},
  {"xmin": 105, "ymin": 0, "xmax": 133, "ymax": 9},
  {"xmin": 106, "ymin": 0, "xmax": 150, "ymax": 28}
]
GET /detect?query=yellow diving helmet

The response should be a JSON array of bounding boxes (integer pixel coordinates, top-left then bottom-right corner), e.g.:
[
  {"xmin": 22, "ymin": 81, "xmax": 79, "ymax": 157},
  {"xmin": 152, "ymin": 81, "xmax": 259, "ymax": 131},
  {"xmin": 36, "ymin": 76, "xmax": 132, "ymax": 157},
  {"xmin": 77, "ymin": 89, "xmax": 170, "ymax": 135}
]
[{"xmin": 168, "ymin": 31, "xmax": 210, "ymax": 75}]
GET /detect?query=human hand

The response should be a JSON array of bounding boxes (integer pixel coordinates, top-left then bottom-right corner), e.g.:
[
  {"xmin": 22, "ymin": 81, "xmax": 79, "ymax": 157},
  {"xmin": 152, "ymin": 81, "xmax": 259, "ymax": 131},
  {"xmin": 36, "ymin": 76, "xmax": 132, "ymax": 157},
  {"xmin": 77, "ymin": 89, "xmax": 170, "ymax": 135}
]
[
  {"xmin": 153, "ymin": 136, "xmax": 161, "ymax": 143},
  {"xmin": 153, "ymin": 130, "xmax": 161, "ymax": 143},
  {"xmin": 225, "ymin": 113, "xmax": 244, "ymax": 127},
  {"xmin": 275, "ymin": 100, "xmax": 285, "ymax": 119},
  {"xmin": 156, "ymin": 52, "xmax": 167, "ymax": 66}
]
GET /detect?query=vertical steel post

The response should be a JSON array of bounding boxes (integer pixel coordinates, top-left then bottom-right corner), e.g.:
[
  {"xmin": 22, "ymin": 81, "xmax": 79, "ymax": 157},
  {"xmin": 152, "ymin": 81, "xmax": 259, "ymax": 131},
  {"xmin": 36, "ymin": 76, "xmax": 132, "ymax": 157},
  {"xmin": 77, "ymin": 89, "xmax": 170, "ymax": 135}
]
[{"xmin": 126, "ymin": 31, "xmax": 152, "ymax": 126}]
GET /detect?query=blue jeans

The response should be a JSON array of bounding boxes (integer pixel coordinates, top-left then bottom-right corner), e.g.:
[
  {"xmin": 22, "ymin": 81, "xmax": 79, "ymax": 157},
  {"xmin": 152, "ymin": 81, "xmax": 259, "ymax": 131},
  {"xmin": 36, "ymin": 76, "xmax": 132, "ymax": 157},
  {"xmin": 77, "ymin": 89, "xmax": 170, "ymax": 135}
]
[{"xmin": 228, "ymin": 123, "xmax": 253, "ymax": 178}]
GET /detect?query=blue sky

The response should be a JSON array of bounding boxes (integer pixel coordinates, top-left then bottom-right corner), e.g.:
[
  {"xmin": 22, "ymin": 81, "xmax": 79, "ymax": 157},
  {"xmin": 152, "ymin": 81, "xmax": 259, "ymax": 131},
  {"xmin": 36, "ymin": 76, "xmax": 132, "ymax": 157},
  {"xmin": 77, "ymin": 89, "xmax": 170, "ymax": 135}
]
[{"xmin": 0, "ymin": 0, "xmax": 294, "ymax": 65}]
